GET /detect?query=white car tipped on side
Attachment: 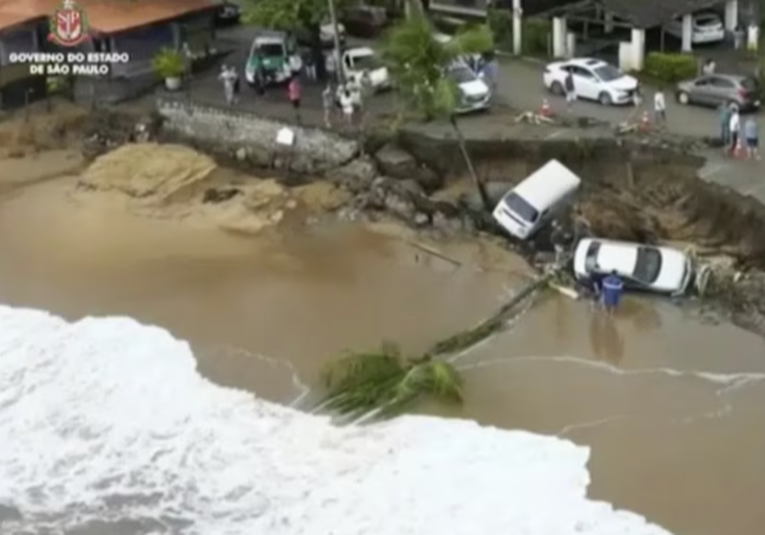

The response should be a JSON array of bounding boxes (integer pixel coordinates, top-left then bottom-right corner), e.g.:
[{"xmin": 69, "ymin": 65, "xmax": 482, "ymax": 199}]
[
  {"xmin": 543, "ymin": 57, "xmax": 638, "ymax": 106},
  {"xmin": 572, "ymin": 238, "xmax": 695, "ymax": 295}
]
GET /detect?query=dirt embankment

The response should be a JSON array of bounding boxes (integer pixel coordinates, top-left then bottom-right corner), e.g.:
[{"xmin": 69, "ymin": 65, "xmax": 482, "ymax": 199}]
[{"xmin": 3, "ymin": 102, "xmax": 765, "ymax": 333}]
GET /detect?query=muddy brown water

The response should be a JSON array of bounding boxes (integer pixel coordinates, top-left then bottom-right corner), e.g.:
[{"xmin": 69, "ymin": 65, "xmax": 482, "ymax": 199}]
[{"xmin": 1, "ymin": 154, "xmax": 765, "ymax": 535}]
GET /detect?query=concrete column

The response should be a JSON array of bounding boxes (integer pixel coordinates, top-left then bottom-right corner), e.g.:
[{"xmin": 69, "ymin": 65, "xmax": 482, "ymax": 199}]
[
  {"xmin": 631, "ymin": 28, "xmax": 645, "ymax": 71},
  {"xmin": 681, "ymin": 14, "xmax": 693, "ymax": 52},
  {"xmin": 747, "ymin": 23, "xmax": 760, "ymax": 52},
  {"xmin": 724, "ymin": 0, "xmax": 738, "ymax": 31},
  {"xmin": 552, "ymin": 17, "xmax": 567, "ymax": 57},
  {"xmin": 512, "ymin": 0, "xmax": 522, "ymax": 55},
  {"xmin": 566, "ymin": 32, "xmax": 576, "ymax": 58},
  {"xmin": 604, "ymin": 12, "xmax": 614, "ymax": 33}
]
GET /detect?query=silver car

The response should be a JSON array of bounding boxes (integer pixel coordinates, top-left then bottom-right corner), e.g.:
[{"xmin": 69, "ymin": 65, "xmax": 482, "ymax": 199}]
[{"xmin": 676, "ymin": 74, "xmax": 761, "ymax": 111}]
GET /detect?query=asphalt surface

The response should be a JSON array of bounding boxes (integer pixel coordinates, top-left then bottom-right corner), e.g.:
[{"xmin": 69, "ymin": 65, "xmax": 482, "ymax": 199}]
[
  {"xmin": 198, "ymin": 26, "xmax": 764, "ymax": 202},
  {"xmin": 491, "ymin": 57, "xmax": 765, "ymax": 203}
]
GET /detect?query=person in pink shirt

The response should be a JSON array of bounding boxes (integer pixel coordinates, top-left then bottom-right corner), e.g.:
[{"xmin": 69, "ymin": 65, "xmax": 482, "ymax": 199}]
[{"xmin": 287, "ymin": 77, "xmax": 301, "ymax": 121}]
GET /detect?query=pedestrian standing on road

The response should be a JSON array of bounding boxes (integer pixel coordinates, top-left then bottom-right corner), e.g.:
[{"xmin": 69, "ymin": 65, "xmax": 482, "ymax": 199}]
[
  {"xmin": 479, "ymin": 51, "xmax": 498, "ymax": 93},
  {"xmin": 287, "ymin": 76, "xmax": 301, "ymax": 122},
  {"xmin": 340, "ymin": 88, "xmax": 354, "ymax": 125},
  {"xmin": 728, "ymin": 105, "xmax": 741, "ymax": 155},
  {"xmin": 653, "ymin": 89, "xmax": 666, "ymax": 125},
  {"xmin": 632, "ymin": 84, "xmax": 642, "ymax": 108},
  {"xmin": 218, "ymin": 64, "xmax": 237, "ymax": 106},
  {"xmin": 564, "ymin": 70, "xmax": 576, "ymax": 111},
  {"xmin": 302, "ymin": 49, "xmax": 316, "ymax": 81},
  {"xmin": 744, "ymin": 116, "xmax": 759, "ymax": 160},
  {"xmin": 322, "ymin": 84, "xmax": 334, "ymax": 128},
  {"xmin": 231, "ymin": 66, "xmax": 240, "ymax": 104},
  {"xmin": 702, "ymin": 58, "xmax": 716, "ymax": 75},
  {"xmin": 718, "ymin": 102, "xmax": 732, "ymax": 146}
]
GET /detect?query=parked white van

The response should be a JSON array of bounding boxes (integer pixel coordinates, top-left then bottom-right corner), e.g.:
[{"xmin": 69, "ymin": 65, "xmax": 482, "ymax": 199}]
[{"xmin": 492, "ymin": 159, "xmax": 582, "ymax": 240}]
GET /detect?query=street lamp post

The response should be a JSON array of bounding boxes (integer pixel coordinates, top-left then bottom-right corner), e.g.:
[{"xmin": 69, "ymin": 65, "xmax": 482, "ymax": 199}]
[{"xmin": 327, "ymin": 0, "xmax": 344, "ymax": 84}]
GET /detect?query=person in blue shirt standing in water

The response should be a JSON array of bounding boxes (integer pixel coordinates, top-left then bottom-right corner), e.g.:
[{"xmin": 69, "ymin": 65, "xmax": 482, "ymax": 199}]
[{"xmin": 601, "ymin": 270, "xmax": 624, "ymax": 314}]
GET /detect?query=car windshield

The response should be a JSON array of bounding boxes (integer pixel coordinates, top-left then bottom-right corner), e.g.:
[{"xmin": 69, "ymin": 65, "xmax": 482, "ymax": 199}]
[
  {"xmin": 593, "ymin": 64, "xmax": 623, "ymax": 82},
  {"xmin": 256, "ymin": 43, "xmax": 284, "ymax": 57},
  {"xmin": 450, "ymin": 66, "xmax": 476, "ymax": 84},
  {"xmin": 502, "ymin": 192, "xmax": 539, "ymax": 223},
  {"xmin": 353, "ymin": 54, "xmax": 383, "ymax": 70},
  {"xmin": 633, "ymin": 246, "xmax": 663, "ymax": 283}
]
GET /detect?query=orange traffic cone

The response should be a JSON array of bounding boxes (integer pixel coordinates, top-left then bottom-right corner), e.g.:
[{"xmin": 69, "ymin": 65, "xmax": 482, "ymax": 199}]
[
  {"xmin": 539, "ymin": 99, "xmax": 552, "ymax": 118},
  {"xmin": 638, "ymin": 111, "xmax": 650, "ymax": 132}
]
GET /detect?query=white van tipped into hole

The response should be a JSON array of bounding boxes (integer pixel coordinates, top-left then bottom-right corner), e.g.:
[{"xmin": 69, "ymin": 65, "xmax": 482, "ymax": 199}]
[{"xmin": 492, "ymin": 159, "xmax": 582, "ymax": 240}]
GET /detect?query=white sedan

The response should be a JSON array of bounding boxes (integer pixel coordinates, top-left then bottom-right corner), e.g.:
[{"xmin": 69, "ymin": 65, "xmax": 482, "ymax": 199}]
[
  {"xmin": 543, "ymin": 58, "xmax": 638, "ymax": 106},
  {"xmin": 664, "ymin": 12, "xmax": 725, "ymax": 44},
  {"xmin": 573, "ymin": 238, "xmax": 694, "ymax": 295}
]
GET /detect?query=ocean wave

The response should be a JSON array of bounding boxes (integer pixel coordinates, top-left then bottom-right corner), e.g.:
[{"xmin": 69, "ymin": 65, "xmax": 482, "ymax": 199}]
[{"xmin": 0, "ymin": 305, "xmax": 673, "ymax": 535}]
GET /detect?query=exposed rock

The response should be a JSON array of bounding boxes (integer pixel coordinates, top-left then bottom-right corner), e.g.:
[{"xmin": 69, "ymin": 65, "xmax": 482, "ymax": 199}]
[
  {"xmin": 328, "ymin": 158, "xmax": 378, "ymax": 193},
  {"xmin": 374, "ymin": 142, "xmax": 442, "ymax": 192},
  {"xmin": 235, "ymin": 147, "xmax": 247, "ymax": 161}
]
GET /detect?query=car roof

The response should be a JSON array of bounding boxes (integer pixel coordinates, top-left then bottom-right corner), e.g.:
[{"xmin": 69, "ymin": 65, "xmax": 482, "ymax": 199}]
[
  {"xmin": 567, "ymin": 58, "xmax": 607, "ymax": 68},
  {"xmin": 589, "ymin": 240, "xmax": 640, "ymax": 273},
  {"xmin": 255, "ymin": 35, "xmax": 286, "ymax": 44},
  {"xmin": 692, "ymin": 73, "xmax": 749, "ymax": 83}
]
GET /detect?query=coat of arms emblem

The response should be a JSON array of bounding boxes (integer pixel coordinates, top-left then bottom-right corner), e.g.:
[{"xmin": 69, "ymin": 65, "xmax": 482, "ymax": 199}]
[{"xmin": 48, "ymin": 0, "xmax": 89, "ymax": 47}]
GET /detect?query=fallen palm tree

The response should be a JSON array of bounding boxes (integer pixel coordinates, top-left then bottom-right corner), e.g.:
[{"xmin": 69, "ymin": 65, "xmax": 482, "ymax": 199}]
[{"xmin": 316, "ymin": 269, "xmax": 562, "ymax": 422}]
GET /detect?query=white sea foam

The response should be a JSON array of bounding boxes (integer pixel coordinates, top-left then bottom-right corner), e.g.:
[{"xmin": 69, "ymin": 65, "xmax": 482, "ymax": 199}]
[{"xmin": 0, "ymin": 305, "xmax": 674, "ymax": 535}]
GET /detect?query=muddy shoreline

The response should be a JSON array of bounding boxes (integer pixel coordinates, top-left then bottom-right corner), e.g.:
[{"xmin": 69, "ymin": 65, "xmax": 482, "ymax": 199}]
[{"xmin": 9, "ymin": 102, "xmax": 765, "ymax": 336}]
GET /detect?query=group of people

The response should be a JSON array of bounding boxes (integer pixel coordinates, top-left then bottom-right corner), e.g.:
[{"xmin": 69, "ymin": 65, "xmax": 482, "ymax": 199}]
[
  {"xmin": 720, "ymin": 102, "xmax": 759, "ymax": 159},
  {"xmin": 320, "ymin": 72, "xmax": 373, "ymax": 128}
]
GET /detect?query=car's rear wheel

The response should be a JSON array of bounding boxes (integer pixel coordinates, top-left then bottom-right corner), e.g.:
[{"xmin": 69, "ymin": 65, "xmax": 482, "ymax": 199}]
[
  {"xmin": 598, "ymin": 91, "xmax": 612, "ymax": 106},
  {"xmin": 550, "ymin": 81, "xmax": 564, "ymax": 96},
  {"xmin": 676, "ymin": 91, "xmax": 689, "ymax": 105}
]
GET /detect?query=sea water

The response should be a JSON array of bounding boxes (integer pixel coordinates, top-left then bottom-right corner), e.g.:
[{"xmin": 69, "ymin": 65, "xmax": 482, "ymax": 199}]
[{"xmin": 0, "ymin": 305, "xmax": 673, "ymax": 535}]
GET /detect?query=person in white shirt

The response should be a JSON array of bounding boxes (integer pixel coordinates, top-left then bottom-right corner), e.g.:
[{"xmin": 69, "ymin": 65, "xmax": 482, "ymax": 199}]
[
  {"xmin": 653, "ymin": 90, "xmax": 666, "ymax": 124},
  {"xmin": 339, "ymin": 89, "xmax": 354, "ymax": 125},
  {"xmin": 728, "ymin": 105, "xmax": 741, "ymax": 154}
]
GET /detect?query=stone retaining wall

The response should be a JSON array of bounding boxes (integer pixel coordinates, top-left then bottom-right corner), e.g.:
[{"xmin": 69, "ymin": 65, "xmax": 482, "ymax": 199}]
[{"xmin": 156, "ymin": 98, "xmax": 359, "ymax": 175}]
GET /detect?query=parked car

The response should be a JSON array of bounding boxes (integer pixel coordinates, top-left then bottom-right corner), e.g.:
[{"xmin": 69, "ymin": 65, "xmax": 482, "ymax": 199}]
[
  {"xmin": 664, "ymin": 12, "xmax": 725, "ymax": 44},
  {"xmin": 543, "ymin": 58, "xmax": 638, "ymax": 106},
  {"xmin": 449, "ymin": 61, "xmax": 491, "ymax": 113},
  {"xmin": 573, "ymin": 238, "xmax": 694, "ymax": 295},
  {"xmin": 341, "ymin": 47, "xmax": 391, "ymax": 90},
  {"xmin": 492, "ymin": 159, "xmax": 581, "ymax": 240},
  {"xmin": 245, "ymin": 33, "xmax": 299, "ymax": 87},
  {"xmin": 215, "ymin": 0, "xmax": 240, "ymax": 26},
  {"xmin": 676, "ymin": 74, "xmax": 761, "ymax": 111},
  {"xmin": 341, "ymin": 5, "xmax": 388, "ymax": 38},
  {"xmin": 295, "ymin": 21, "xmax": 346, "ymax": 49}
]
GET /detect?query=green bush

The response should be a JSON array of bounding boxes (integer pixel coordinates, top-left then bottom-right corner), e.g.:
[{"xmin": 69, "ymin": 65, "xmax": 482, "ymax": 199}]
[
  {"xmin": 523, "ymin": 17, "xmax": 550, "ymax": 57},
  {"xmin": 487, "ymin": 8, "xmax": 513, "ymax": 52},
  {"xmin": 643, "ymin": 52, "xmax": 697, "ymax": 84}
]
